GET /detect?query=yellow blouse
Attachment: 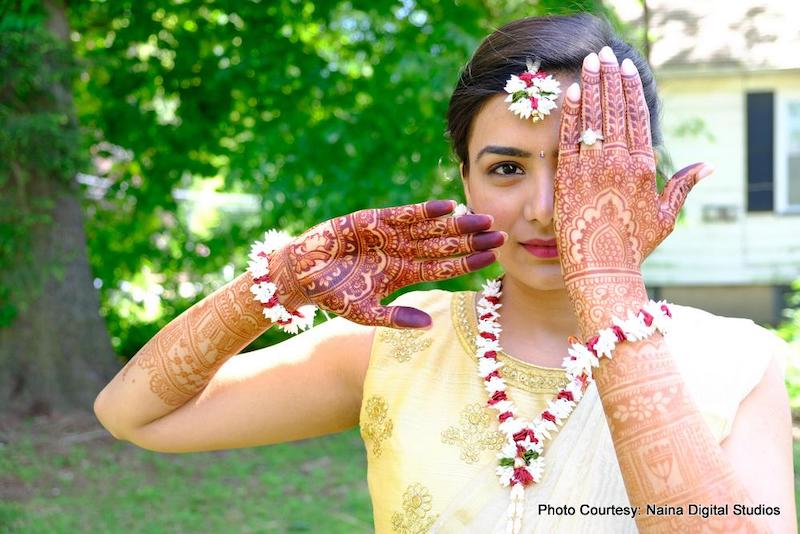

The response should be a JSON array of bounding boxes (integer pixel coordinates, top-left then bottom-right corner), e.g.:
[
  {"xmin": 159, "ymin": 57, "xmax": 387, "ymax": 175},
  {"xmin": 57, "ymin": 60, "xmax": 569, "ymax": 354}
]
[{"xmin": 358, "ymin": 289, "xmax": 789, "ymax": 533}]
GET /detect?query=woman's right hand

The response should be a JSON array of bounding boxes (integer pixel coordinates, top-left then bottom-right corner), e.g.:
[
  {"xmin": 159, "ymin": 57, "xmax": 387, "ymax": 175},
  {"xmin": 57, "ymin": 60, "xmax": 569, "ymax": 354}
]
[{"xmin": 266, "ymin": 200, "xmax": 504, "ymax": 328}]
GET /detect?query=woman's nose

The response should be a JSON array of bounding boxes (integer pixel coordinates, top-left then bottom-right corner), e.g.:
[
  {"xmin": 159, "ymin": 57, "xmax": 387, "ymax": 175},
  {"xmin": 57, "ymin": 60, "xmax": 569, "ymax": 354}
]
[{"xmin": 522, "ymin": 175, "xmax": 555, "ymax": 227}]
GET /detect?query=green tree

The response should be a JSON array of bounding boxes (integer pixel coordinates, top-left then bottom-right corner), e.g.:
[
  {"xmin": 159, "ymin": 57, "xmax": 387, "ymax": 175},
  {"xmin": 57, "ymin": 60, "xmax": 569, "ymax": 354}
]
[
  {"xmin": 69, "ymin": 0, "xmax": 613, "ymax": 359},
  {"xmin": 775, "ymin": 281, "xmax": 800, "ymax": 411},
  {"xmin": 1, "ymin": 1, "xmax": 613, "ymax": 416},
  {"xmin": 0, "ymin": 0, "xmax": 118, "ymax": 416}
]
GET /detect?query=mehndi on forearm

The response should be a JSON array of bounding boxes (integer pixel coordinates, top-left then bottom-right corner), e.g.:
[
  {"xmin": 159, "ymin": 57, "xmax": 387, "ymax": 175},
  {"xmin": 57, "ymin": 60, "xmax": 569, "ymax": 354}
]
[
  {"xmin": 126, "ymin": 272, "xmax": 271, "ymax": 402},
  {"xmin": 593, "ymin": 335, "xmax": 768, "ymax": 533},
  {"xmin": 564, "ymin": 273, "xmax": 650, "ymax": 339}
]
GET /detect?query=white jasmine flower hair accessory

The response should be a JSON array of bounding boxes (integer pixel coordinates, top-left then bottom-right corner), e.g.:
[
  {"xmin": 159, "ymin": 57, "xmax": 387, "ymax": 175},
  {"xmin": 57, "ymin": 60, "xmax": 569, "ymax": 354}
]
[{"xmin": 503, "ymin": 59, "xmax": 561, "ymax": 123}]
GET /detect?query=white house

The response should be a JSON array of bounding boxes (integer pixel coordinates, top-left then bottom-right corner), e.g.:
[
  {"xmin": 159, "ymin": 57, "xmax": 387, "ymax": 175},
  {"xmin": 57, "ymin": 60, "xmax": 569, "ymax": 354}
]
[{"xmin": 612, "ymin": 0, "xmax": 800, "ymax": 324}]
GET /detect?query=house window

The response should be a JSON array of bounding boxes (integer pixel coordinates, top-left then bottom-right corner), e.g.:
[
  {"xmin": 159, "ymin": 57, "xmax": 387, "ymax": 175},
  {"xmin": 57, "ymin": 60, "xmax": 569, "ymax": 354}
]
[
  {"xmin": 786, "ymin": 100, "xmax": 800, "ymax": 211},
  {"xmin": 747, "ymin": 92, "xmax": 800, "ymax": 214},
  {"xmin": 746, "ymin": 92, "xmax": 774, "ymax": 212}
]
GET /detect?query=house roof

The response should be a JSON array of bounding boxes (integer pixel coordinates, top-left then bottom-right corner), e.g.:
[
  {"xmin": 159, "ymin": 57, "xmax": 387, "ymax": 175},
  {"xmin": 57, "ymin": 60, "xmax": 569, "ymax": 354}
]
[{"xmin": 610, "ymin": 0, "xmax": 800, "ymax": 72}]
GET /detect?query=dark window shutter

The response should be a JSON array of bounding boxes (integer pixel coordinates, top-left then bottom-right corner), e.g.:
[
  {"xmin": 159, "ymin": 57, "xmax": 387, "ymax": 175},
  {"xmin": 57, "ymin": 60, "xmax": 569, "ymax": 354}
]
[{"xmin": 746, "ymin": 92, "xmax": 774, "ymax": 212}]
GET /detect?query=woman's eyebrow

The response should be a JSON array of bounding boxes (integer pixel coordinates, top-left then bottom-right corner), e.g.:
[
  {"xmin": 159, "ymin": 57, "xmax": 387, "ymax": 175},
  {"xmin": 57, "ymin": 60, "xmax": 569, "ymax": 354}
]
[{"xmin": 476, "ymin": 145, "xmax": 532, "ymax": 161}]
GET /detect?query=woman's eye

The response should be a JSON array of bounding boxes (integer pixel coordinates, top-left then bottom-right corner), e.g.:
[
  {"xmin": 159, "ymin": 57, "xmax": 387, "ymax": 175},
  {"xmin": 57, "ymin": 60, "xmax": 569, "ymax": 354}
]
[{"xmin": 490, "ymin": 162, "xmax": 523, "ymax": 176}]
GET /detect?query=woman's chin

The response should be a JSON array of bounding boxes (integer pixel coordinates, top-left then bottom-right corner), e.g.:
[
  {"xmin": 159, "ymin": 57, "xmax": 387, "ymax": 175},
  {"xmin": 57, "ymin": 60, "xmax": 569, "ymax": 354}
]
[
  {"xmin": 522, "ymin": 275, "xmax": 566, "ymax": 291},
  {"xmin": 500, "ymin": 263, "xmax": 566, "ymax": 291}
]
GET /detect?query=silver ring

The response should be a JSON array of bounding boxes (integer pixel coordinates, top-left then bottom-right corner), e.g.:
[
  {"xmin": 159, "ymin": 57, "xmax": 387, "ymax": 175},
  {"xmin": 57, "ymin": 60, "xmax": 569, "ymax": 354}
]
[
  {"xmin": 452, "ymin": 203, "xmax": 473, "ymax": 216},
  {"xmin": 580, "ymin": 128, "xmax": 604, "ymax": 146}
]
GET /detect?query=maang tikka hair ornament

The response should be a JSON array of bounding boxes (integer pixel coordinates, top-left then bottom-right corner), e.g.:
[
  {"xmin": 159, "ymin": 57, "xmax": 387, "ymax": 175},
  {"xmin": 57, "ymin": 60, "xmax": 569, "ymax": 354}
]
[{"xmin": 504, "ymin": 59, "xmax": 561, "ymax": 122}]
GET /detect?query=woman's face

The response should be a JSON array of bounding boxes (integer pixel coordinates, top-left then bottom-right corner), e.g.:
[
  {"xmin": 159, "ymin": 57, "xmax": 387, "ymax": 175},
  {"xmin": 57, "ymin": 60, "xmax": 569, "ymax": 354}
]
[{"xmin": 461, "ymin": 73, "xmax": 575, "ymax": 291}]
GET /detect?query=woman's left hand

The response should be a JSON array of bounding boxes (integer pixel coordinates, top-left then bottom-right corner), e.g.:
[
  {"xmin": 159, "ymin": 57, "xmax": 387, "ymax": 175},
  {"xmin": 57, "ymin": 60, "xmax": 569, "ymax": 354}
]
[{"xmin": 553, "ymin": 46, "xmax": 712, "ymax": 336}]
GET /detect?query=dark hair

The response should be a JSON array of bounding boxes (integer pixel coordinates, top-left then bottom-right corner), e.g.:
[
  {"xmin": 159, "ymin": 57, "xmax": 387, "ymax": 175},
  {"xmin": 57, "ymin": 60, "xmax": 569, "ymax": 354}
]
[{"xmin": 447, "ymin": 13, "xmax": 663, "ymax": 174}]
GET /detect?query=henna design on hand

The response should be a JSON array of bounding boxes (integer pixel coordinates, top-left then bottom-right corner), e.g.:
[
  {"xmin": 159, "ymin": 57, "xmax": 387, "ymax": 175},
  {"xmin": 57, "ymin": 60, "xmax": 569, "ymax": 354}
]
[
  {"xmin": 600, "ymin": 56, "xmax": 627, "ymax": 152},
  {"xmin": 555, "ymin": 49, "xmax": 708, "ymax": 335},
  {"xmin": 580, "ymin": 62, "xmax": 603, "ymax": 154},
  {"xmin": 560, "ymin": 50, "xmax": 763, "ymax": 532},
  {"xmin": 267, "ymin": 200, "xmax": 503, "ymax": 329}
]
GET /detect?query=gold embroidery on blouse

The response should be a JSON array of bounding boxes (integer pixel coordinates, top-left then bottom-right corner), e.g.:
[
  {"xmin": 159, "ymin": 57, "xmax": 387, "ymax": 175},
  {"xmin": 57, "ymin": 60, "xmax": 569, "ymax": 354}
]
[
  {"xmin": 361, "ymin": 396, "xmax": 393, "ymax": 457},
  {"xmin": 378, "ymin": 328, "xmax": 433, "ymax": 363},
  {"xmin": 391, "ymin": 482, "xmax": 439, "ymax": 533},
  {"xmin": 452, "ymin": 292, "xmax": 569, "ymax": 394},
  {"xmin": 441, "ymin": 402, "xmax": 505, "ymax": 464}
]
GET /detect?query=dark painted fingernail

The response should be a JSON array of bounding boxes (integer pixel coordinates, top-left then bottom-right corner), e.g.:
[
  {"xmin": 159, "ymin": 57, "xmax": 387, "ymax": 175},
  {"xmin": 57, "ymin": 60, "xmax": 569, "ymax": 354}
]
[
  {"xmin": 672, "ymin": 162, "xmax": 704, "ymax": 179},
  {"xmin": 465, "ymin": 250, "xmax": 496, "ymax": 271},
  {"xmin": 472, "ymin": 231, "xmax": 505, "ymax": 250},
  {"xmin": 393, "ymin": 308, "xmax": 432, "ymax": 329},
  {"xmin": 458, "ymin": 214, "xmax": 492, "ymax": 233},
  {"xmin": 426, "ymin": 200, "xmax": 456, "ymax": 217}
]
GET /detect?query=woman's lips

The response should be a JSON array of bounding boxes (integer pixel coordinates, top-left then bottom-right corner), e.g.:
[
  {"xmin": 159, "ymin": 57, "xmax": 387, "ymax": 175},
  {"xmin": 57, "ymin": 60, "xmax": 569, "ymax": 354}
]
[{"xmin": 520, "ymin": 239, "xmax": 558, "ymax": 259}]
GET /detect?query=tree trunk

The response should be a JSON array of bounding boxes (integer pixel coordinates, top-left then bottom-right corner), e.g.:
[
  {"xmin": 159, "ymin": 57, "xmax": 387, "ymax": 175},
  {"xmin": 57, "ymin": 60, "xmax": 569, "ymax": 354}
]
[{"xmin": 0, "ymin": 0, "xmax": 119, "ymax": 418}]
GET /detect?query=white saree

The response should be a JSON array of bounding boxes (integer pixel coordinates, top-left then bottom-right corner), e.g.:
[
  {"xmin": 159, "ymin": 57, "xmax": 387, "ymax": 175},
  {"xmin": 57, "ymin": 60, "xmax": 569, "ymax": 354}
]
[{"xmin": 358, "ymin": 290, "xmax": 790, "ymax": 533}]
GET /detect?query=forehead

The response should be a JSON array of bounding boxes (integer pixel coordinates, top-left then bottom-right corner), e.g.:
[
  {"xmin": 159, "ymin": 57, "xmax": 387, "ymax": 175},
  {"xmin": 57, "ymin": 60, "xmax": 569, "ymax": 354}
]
[{"xmin": 468, "ymin": 72, "xmax": 574, "ymax": 159}]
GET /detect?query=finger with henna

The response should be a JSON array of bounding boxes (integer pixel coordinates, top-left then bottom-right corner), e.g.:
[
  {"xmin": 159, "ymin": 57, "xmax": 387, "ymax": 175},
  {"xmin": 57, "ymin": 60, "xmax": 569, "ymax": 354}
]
[
  {"xmin": 413, "ymin": 231, "xmax": 506, "ymax": 258},
  {"xmin": 413, "ymin": 250, "xmax": 496, "ymax": 283},
  {"xmin": 407, "ymin": 214, "xmax": 493, "ymax": 240},
  {"xmin": 382, "ymin": 199, "xmax": 456, "ymax": 224}
]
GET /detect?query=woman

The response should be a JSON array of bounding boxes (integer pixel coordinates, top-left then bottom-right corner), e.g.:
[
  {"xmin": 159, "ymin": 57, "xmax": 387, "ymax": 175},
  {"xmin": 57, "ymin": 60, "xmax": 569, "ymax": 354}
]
[{"xmin": 93, "ymin": 13, "xmax": 795, "ymax": 533}]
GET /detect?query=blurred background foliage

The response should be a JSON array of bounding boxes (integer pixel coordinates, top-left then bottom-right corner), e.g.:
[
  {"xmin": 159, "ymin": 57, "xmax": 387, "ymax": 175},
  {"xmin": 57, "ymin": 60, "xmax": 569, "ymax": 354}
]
[
  {"xmin": 0, "ymin": 0, "xmax": 800, "ymax": 532},
  {"xmin": 1, "ymin": 0, "xmax": 797, "ymax": 364},
  {"xmin": 777, "ymin": 279, "xmax": 800, "ymax": 410},
  {"xmin": 0, "ymin": 1, "xmax": 85, "ymax": 326},
  {"xmin": 66, "ymin": 0, "xmax": 613, "ymax": 357},
  {"xmin": 1, "ymin": 2, "xmax": 798, "ymax": 528}
]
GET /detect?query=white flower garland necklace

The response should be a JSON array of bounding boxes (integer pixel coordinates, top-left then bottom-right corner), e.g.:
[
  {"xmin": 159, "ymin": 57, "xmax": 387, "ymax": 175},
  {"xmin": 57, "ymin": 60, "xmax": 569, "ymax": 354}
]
[
  {"xmin": 476, "ymin": 278, "xmax": 672, "ymax": 534},
  {"xmin": 245, "ymin": 229, "xmax": 674, "ymax": 534}
]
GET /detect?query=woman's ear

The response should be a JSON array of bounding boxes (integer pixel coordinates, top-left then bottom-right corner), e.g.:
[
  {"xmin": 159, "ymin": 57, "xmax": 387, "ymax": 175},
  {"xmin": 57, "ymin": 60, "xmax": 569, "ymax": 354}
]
[{"xmin": 460, "ymin": 162, "xmax": 472, "ymax": 206}]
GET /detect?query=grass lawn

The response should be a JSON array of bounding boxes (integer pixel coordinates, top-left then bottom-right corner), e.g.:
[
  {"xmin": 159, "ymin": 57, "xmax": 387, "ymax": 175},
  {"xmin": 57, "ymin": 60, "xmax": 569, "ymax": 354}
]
[
  {"xmin": 0, "ymin": 411, "xmax": 373, "ymax": 533},
  {"xmin": 2, "ymin": 411, "xmax": 798, "ymax": 532}
]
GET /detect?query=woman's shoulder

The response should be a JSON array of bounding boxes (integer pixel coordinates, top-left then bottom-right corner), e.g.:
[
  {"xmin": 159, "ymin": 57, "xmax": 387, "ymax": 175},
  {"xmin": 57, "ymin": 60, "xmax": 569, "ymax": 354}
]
[
  {"xmin": 669, "ymin": 302, "xmax": 752, "ymax": 325},
  {"xmin": 666, "ymin": 303, "xmax": 794, "ymax": 442},
  {"xmin": 666, "ymin": 302, "xmax": 792, "ymax": 395},
  {"xmin": 669, "ymin": 303, "xmax": 789, "ymax": 360}
]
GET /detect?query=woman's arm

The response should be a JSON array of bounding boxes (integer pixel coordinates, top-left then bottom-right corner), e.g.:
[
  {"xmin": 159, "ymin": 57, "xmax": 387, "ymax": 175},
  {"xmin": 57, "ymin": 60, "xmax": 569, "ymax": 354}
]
[
  {"xmin": 94, "ymin": 199, "xmax": 502, "ymax": 447},
  {"xmin": 720, "ymin": 355, "xmax": 796, "ymax": 533},
  {"xmin": 94, "ymin": 272, "xmax": 272, "ymax": 439},
  {"xmin": 586, "ymin": 291, "xmax": 791, "ymax": 532},
  {"xmin": 553, "ymin": 47, "xmax": 792, "ymax": 532},
  {"xmin": 103, "ymin": 314, "xmax": 377, "ymax": 453}
]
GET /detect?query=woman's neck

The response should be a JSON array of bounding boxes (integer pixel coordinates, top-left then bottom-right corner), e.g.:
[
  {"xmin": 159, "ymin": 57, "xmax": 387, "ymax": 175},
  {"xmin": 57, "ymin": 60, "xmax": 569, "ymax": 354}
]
[{"xmin": 488, "ymin": 275, "xmax": 582, "ymax": 366}]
